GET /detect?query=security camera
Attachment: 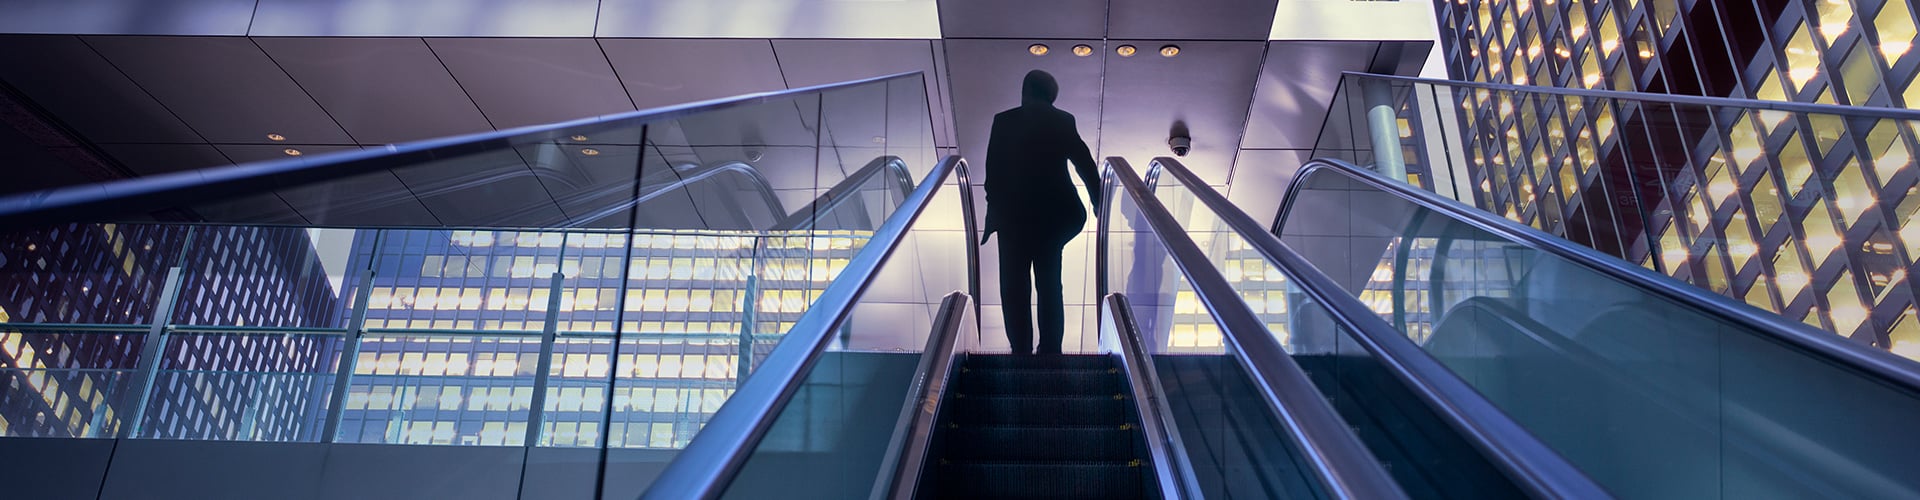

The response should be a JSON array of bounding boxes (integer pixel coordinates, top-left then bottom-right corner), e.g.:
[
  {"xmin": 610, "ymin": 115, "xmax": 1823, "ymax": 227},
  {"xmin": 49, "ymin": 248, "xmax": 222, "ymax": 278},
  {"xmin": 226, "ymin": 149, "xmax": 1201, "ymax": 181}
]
[
  {"xmin": 1168, "ymin": 135, "xmax": 1191, "ymax": 157},
  {"xmin": 1168, "ymin": 121, "xmax": 1191, "ymax": 157}
]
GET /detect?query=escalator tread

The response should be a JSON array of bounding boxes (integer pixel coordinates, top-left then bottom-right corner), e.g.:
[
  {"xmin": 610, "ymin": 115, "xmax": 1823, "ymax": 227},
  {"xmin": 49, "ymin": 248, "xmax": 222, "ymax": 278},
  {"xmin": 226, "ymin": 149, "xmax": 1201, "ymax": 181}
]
[{"xmin": 923, "ymin": 355, "xmax": 1156, "ymax": 499}]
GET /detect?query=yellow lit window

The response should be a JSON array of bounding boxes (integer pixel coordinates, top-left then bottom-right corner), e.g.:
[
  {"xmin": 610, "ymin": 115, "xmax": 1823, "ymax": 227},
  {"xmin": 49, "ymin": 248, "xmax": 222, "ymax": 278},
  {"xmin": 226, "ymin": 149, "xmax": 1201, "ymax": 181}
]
[
  {"xmin": 1810, "ymin": 114, "xmax": 1846, "ymax": 156},
  {"xmin": 1879, "ymin": 0, "xmax": 1917, "ymax": 61},
  {"xmin": 1803, "ymin": 198, "xmax": 1844, "ymax": 268},
  {"xmin": 1867, "ymin": 121, "xmax": 1914, "ymax": 181},
  {"xmin": 1597, "ymin": 10, "xmax": 1621, "ymax": 57},
  {"xmin": 1891, "ymin": 308, "xmax": 1920, "ymax": 359},
  {"xmin": 1831, "ymin": 158, "xmax": 1876, "ymax": 226},
  {"xmin": 1659, "ymin": 223, "xmax": 1689, "ymax": 274},
  {"xmin": 1569, "ymin": 3, "xmax": 1589, "ymax": 40},
  {"xmin": 1726, "ymin": 211, "xmax": 1758, "ymax": 271},
  {"xmin": 1780, "ymin": 131, "xmax": 1814, "ymax": 196},
  {"xmin": 1816, "ymin": 0, "xmax": 1854, "ymax": 44},
  {"xmin": 1785, "ymin": 24, "xmax": 1822, "ymax": 92},
  {"xmin": 1828, "ymin": 270, "xmax": 1870, "ymax": 334},
  {"xmin": 1775, "ymin": 242, "xmax": 1812, "ymax": 302},
  {"xmin": 1756, "ymin": 69, "xmax": 1788, "ymax": 102},
  {"xmin": 1651, "ymin": 0, "xmax": 1679, "ymax": 34}
]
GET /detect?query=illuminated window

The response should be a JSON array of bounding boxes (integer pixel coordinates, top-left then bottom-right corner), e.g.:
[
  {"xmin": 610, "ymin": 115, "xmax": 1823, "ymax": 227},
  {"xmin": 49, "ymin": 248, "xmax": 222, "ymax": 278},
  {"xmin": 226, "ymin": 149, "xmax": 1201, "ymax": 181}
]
[
  {"xmin": 1569, "ymin": 3, "xmax": 1589, "ymax": 41},
  {"xmin": 1828, "ymin": 271, "xmax": 1870, "ymax": 334},
  {"xmin": 1775, "ymin": 241, "xmax": 1812, "ymax": 302},
  {"xmin": 1785, "ymin": 24, "xmax": 1823, "ymax": 92},
  {"xmin": 1660, "ymin": 222, "xmax": 1689, "ymax": 274},
  {"xmin": 1892, "ymin": 308, "xmax": 1920, "ymax": 359},
  {"xmin": 1803, "ymin": 198, "xmax": 1844, "ymax": 268},
  {"xmin": 1866, "ymin": 121, "xmax": 1915, "ymax": 181},
  {"xmin": 1879, "ymin": 0, "xmax": 1917, "ymax": 61},
  {"xmin": 1702, "ymin": 243, "xmax": 1731, "ymax": 293},
  {"xmin": 1756, "ymin": 69, "xmax": 1788, "ymax": 102},
  {"xmin": 1780, "ymin": 131, "xmax": 1815, "ymax": 196},
  {"xmin": 1840, "ymin": 39, "xmax": 1885, "ymax": 105},
  {"xmin": 1831, "ymin": 157, "xmax": 1877, "ymax": 226},
  {"xmin": 1650, "ymin": 0, "xmax": 1679, "ymax": 34},
  {"xmin": 1726, "ymin": 209, "xmax": 1759, "ymax": 271},
  {"xmin": 1809, "ymin": 114, "xmax": 1846, "ymax": 156},
  {"xmin": 1597, "ymin": 10, "xmax": 1621, "ymax": 57},
  {"xmin": 1815, "ymin": 0, "xmax": 1854, "ymax": 44}
]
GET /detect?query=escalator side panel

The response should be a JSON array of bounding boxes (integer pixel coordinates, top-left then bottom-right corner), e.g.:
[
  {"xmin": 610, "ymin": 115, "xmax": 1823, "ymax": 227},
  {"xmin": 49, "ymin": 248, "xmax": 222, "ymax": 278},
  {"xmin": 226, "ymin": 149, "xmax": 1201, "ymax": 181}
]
[{"xmin": 1154, "ymin": 355, "xmax": 1326, "ymax": 500}]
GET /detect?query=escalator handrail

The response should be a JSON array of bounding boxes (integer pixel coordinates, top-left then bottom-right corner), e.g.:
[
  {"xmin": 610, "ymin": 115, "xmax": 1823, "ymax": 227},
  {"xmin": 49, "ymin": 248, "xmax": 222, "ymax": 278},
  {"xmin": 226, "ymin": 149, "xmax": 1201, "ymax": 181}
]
[
  {"xmin": 560, "ymin": 160, "xmax": 788, "ymax": 228},
  {"xmin": 1104, "ymin": 293, "xmax": 1203, "ymax": 500},
  {"xmin": 1275, "ymin": 158, "xmax": 1920, "ymax": 394},
  {"xmin": 1105, "ymin": 157, "xmax": 1408, "ymax": 500},
  {"xmin": 641, "ymin": 155, "xmax": 965, "ymax": 500},
  {"xmin": 1347, "ymin": 71, "xmax": 1920, "ymax": 121},
  {"xmin": 0, "ymin": 71, "xmax": 926, "ymax": 230},
  {"xmin": 1150, "ymin": 157, "xmax": 1610, "ymax": 499},
  {"xmin": 872, "ymin": 291, "xmax": 971, "ymax": 500}
]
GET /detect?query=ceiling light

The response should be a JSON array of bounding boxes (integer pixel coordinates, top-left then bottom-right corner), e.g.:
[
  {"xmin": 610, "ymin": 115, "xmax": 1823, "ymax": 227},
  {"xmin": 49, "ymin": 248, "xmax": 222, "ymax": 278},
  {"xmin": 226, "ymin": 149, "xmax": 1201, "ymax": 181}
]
[
  {"xmin": 570, "ymin": 135, "xmax": 589, "ymax": 142},
  {"xmin": 1072, "ymin": 44, "xmax": 1093, "ymax": 57},
  {"xmin": 1117, "ymin": 45, "xmax": 1137, "ymax": 57},
  {"xmin": 283, "ymin": 148, "xmax": 302, "ymax": 156},
  {"xmin": 1029, "ymin": 44, "xmax": 1050, "ymax": 56},
  {"xmin": 266, "ymin": 133, "xmax": 286, "ymax": 142},
  {"xmin": 1160, "ymin": 45, "xmax": 1180, "ymax": 57},
  {"xmin": 581, "ymin": 148, "xmax": 601, "ymax": 156}
]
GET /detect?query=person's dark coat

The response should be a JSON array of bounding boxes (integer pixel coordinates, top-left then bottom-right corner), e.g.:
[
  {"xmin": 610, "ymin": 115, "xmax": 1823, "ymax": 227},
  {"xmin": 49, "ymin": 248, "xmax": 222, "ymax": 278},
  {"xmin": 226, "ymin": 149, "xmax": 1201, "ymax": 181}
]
[{"xmin": 982, "ymin": 71, "xmax": 1101, "ymax": 245}]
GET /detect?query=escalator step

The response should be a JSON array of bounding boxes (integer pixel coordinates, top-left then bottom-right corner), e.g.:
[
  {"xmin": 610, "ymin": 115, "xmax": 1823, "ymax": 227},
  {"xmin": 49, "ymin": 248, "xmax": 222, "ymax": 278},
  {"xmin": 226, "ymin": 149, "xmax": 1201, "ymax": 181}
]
[
  {"xmin": 951, "ymin": 395, "xmax": 1128, "ymax": 426},
  {"xmin": 955, "ymin": 369, "xmax": 1122, "ymax": 396},
  {"xmin": 964, "ymin": 355, "xmax": 1113, "ymax": 371},
  {"xmin": 942, "ymin": 426, "xmax": 1137, "ymax": 462},
  {"xmin": 934, "ymin": 462, "xmax": 1146, "ymax": 500}
]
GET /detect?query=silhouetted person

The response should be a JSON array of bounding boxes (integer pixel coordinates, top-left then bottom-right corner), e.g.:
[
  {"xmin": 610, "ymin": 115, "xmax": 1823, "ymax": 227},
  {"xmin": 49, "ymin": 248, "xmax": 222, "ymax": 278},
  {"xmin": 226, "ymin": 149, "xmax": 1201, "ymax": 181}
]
[{"xmin": 981, "ymin": 70, "xmax": 1099, "ymax": 355}]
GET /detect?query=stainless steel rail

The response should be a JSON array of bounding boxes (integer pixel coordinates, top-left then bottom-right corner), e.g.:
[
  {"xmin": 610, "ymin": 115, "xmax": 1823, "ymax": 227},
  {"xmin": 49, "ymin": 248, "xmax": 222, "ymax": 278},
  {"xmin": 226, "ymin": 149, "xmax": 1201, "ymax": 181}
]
[
  {"xmin": 872, "ymin": 292, "xmax": 971, "ymax": 500},
  {"xmin": 1104, "ymin": 157, "xmax": 1407, "ymax": 500},
  {"xmin": 640, "ymin": 155, "xmax": 966, "ymax": 500},
  {"xmin": 1152, "ymin": 156, "xmax": 1611, "ymax": 499},
  {"xmin": 1103, "ymin": 293, "xmax": 1202, "ymax": 500},
  {"xmin": 1276, "ymin": 158, "xmax": 1920, "ymax": 394},
  {"xmin": 0, "ymin": 71, "xmax": 928, "ymax": 229}
]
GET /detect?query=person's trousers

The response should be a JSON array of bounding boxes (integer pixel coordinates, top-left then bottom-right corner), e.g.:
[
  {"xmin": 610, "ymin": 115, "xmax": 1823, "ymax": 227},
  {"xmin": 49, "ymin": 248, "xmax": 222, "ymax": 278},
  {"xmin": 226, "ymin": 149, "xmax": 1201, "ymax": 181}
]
[{"xmin": 998, "ymin": 229, "xmax": 1070, "ymax": 355}]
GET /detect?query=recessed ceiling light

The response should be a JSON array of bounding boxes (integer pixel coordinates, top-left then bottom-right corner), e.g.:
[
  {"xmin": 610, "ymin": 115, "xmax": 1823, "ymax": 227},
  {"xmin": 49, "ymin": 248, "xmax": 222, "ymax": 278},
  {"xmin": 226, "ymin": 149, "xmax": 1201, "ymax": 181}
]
[
  {"xmin": 1072, "ymin": 44, "xmax": 1093, "ymax": 57},
  {"xmin": 871, "ymin": 136, "xmax": 887, "ymax": 144},
  {"xmin": 570, "ymin": 135, "xmax": 589, "ymax": 142},
  {"xmin": 266, "ymin": 133, "xmax": 287, "ymax": 142},
  {"xmin": 1160, "ymin": 45, "xmax": 1180, "ymax": 57},
  {"xmin": 581, "ymin": 148, "xmax": 601, "ymax": 156},
  {"xmin": 1029, "ymin": 44, "xmax": 1050, "ymax": 56},
  {"xmin": 283, "ymin": 148, "xmax": 303, "ymax": 156},
  {"xmin": 1116, "ymin": 45, "xmax": 1137, "ymax": 57}
]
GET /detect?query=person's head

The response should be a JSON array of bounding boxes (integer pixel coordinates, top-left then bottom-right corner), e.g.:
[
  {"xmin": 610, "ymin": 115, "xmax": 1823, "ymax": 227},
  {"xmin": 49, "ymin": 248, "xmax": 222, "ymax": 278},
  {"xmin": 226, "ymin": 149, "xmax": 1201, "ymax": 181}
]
[{"xmin": 1021, "ymin": 70, "xmax": 1058, "ymax": 107}]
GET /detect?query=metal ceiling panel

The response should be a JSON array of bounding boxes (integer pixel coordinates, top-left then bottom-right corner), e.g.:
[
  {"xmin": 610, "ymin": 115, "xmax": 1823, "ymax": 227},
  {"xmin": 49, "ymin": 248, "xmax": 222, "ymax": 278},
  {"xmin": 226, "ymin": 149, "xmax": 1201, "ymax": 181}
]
[
  {"xmin": 1107, "ymin": 0, "xmax": 1278, "ymax": 40},
  {"xmin": 214, "ymin": 144, "xmax": 362, "ymax": 165},
  {"xmin": 255, "ymin": 37, "xmax": 495, "ymax": 145},
  {"xmin": 597, "ymin": 0, "xmax": 941, "ymax": 39},
  {"xmin": 598, "ymin": 39, "xmax": 788, "ymax": 111},
  {"xmin": 943, "ymin": 39, "xmax": 1105, "ymax": 184},
  {"xmin": 98, "ymin": 143, "xmax": 231, "ymax": 175},
  {"xmin": 426, "ymin": 38, "xmax": 635, "ymax": 129},
  {"xmin": 249, "ymin": 0, "xmax": 599, "ymax": 37},
  {"xmin": 83, "ymin": 36, "xmax": 355, "ymax": 146},
  {"xmin": 1240, "ymin": 41, "xmax": 1381, "ymax": 150},
  {"xmin": 936, "ymin": 0, "xmax": 1107, "ymax": 39},
  {"xmin": 1097, "ymin": 40, "xmax": 1265, "ymax": 186},
  {"xmin": 0, "ymin": 36, "xmax": 203, "ymax": 144},
  {"xmin": 0, "ymin": 124, "xmax": 93, "ymax": 194},
  {"xmin": 0, "ymin": 0, "xmax": 255, "ymax": 35}
]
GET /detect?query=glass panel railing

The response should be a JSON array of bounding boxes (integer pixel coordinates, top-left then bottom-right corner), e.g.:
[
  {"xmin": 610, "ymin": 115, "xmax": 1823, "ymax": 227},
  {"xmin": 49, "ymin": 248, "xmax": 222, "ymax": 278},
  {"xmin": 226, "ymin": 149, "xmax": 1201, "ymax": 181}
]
[
  {"xmin": 1280, "ymin": 160, "xmax": 1920, "ymax": 499},
  {"xmin": 1149, "ymin": 157, "xmax": 1599, "ymax": 498},
  {"xmin": 1102, "ymin": 158, "xmax": 1406, "ymax": 499},
  {"xmin": 1314, "ymin": 72, "xmax": 1920, "ymax": 362},
  {"xmin": 0, "ymin": 72, "xmax": 941, "ymax": 494}
]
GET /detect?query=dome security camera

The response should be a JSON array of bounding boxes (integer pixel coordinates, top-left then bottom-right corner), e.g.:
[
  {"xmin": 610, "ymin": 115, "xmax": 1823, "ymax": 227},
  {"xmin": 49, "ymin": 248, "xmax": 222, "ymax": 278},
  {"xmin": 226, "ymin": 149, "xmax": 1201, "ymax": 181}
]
[{"xmin": 1168, "ymin": 134, "xmax": 1192, "ymax": 157}]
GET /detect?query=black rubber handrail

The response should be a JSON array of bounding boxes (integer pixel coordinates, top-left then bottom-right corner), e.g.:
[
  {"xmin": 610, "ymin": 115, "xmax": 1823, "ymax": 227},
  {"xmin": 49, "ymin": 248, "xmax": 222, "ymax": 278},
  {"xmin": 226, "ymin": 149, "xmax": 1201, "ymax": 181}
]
[
  {"xmin": 1151, "ymin": 156, "xmax": 1610, "ymax": 499},
  {"xmin": 0, "ymin": 72, "xmax": 926, "ymax": 230},
  {"xmin": 1275, "ymin": 158, "xmax": 1920, "ymax": 394}
]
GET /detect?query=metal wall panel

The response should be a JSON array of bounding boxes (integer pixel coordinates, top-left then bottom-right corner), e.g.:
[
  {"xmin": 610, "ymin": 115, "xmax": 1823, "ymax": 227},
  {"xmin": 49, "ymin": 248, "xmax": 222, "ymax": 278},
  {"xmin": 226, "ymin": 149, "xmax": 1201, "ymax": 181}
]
[
  {"xmin": 0, "ymin": 0, "xmax": 256, "ymax": 35},
  {"xmin": 1226, "ymin": 148, "xmax": 1312, "ymax": 227},
  {"xmin": 1240, "ymin": 41, "xmax": 1381, "ymax": 150},
  {"xmin": 249, "ymin": 0, "xmax": 600, "ymax": 37},
  {"xmin": 1098, "ymin": 40, "xmax": 1265, "ymax": 185},
  {"xmin": 255, "ymin": 37, "xmax": 495, "ymax": 145},
  {"xmin": 942, "ymin": 39, "xmax": 1106, "ymax": 185},
  {"xmin": 1107, "ymin": 0, "xmax": 1278, "ymax": 41},
  {"xmin": 936, "ymin": 0, "xmax": 1107, "ymax": 39},
  {"xmin": 598, "ymin": 39, "xmax": 788, "ymax": 110},
  {"xmin": 0, "ymin": 35, "xmax": 205, "ymax": 144},
  {"xmin": 427, "ymin": 38, "xmax": 635, "ymax": 129},
  {"xmin": 84, "ymin": 36, "xmax": 357, "ymax": 146},
  {"xmin": 597, "ymin": 0, "xmax": 941, "ymax": 38}
]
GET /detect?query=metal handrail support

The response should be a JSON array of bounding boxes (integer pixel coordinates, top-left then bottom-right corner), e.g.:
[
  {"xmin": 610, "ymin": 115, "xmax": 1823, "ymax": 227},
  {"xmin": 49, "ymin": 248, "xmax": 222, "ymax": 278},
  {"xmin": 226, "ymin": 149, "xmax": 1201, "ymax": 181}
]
[
  {"xmin": 872, "ymin": 292, "xmax": 971, "ymax": 500},
  {"xmin": 641, "ymin": 155, "xmax": 967, "ymax": 500},
  {"xmin": 1153, "ymin": 156, "xmax": 1611, "ymax": 498},
  {"xmin": 1104, "ymin": 157, "xmax": 1406, "ymax": 499},
  {"xmin": 1103, "ymin": 293, "xmax": 1202, "ymax": 500}
]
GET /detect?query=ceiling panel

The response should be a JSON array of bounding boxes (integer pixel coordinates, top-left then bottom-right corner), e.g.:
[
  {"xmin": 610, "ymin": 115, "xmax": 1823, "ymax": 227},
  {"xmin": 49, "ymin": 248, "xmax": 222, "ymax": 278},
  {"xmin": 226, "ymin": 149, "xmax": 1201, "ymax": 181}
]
[
  {"xmin": 598, "ymin": 39, "xmax": 788, "ymax": 110},
  {"xmin": 214, "ymin": 144, "xmax": 362, "ymax": 165},
  {"xmin": 1107, "ymin": 0, "xmax": 1278, "ymax": 40},
  {"xmin": 99, "ymin": 143, "xmax": 231, "ymax": 175},
  {"xmin": 249, "ymin": 0, "xmax": 599, "ymax": 37},
  {"xmin": 943, "ymin": 39, "xmax": 1106, "ymax": 185},
  {"xmin": 597, "ymin": 0, "xmax": 941, "ymax": 39},
  {"xmin": 936, "ymin": 0, "xmax": 1107, "ymax": 39},
  {"xmin": 83, "ymin": 36, "xmax": 354, "ymax": 146},
  {"xmin": 1240, "ymin": 41, "xmax": 1381, "ymax": 150},
  {"xmin": 0, "ymin": 36, "xmax": 203, "ymax": 144},
  {"xmin": 0, "ymin": 123, "xmax": 92, "ymax": 194},
  {"xmin": 1098, "ymin": 40, "xmax": 1265, "ymax": 185},
  {"xmin": 254, "ymin": 37, "xmax": 494, "ymax": 145},
  {"xmin": 0, "ymin": 0, "xmax": 255, "ymax": 35},
  {"xmin": 426, "ymin": 38, "xmax": 634, "ymax": 129},
  {"xmin": 770, "ymin": 39, "xmax": 951, "ymax": 149}
]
